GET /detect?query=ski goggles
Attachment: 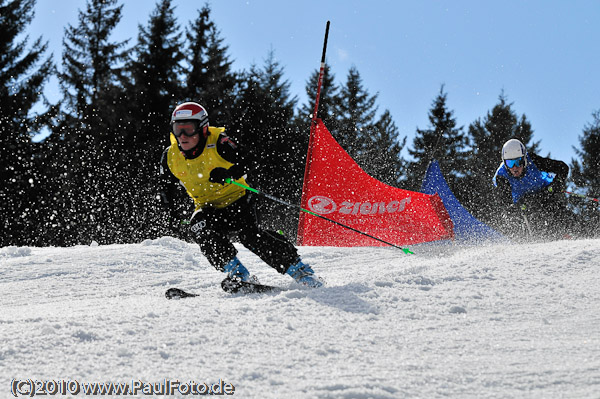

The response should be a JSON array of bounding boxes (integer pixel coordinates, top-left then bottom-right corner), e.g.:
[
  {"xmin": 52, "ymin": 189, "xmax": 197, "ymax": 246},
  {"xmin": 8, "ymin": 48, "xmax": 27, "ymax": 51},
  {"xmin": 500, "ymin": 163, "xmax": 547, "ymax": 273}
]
[
  {"xmin": 504, "ymin": 157, "xmax": 524, "ymax": 168},
  {"xmin": 172, "ymin": 121, "xmax": 199, "ymax": 137}
]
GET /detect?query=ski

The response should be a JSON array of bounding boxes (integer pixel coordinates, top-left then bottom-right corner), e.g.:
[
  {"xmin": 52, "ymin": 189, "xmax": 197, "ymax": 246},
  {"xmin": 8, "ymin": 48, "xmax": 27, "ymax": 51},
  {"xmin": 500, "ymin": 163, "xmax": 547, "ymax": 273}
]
[
  {"xmin": 165, "ymin": 279, "xmax": 280, "ymax": 299},
  {"xmin": 221, "ymin": 276, "xmax": 280, "ymax": 294},
  {"xmin": 165, "ymin": 287, "xmax": 198, "ymax": 299}
]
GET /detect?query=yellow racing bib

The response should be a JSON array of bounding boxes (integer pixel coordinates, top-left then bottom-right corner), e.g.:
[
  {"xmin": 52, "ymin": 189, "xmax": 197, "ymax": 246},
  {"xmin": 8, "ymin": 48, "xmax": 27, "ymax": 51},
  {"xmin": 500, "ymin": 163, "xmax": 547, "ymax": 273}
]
[{"xmin": 167, "ymin": 127, "xmax": 247, "ymax": 210}]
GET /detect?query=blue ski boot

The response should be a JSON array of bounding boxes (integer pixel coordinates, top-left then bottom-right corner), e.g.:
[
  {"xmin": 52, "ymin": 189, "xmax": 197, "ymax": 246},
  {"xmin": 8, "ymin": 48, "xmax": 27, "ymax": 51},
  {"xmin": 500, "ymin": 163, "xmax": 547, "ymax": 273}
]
[
  {"xmin": 223, "ymin": 257, "xmax": 251, "ymax": 282},
  {"xmin": 286, "ymin": 260, "xmax": 323, "ymax": 288}
]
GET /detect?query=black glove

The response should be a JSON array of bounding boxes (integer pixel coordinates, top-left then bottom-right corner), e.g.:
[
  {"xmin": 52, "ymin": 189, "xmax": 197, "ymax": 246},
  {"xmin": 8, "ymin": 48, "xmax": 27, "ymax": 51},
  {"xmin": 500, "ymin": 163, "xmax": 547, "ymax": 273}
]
[
  {"xmin": 546, "ymin": 181, "xmax": 560, "ymax": 194},
  {"xmin": 209, "ymin": 167, "xmax": 232, "ymax": 184},
  {"xmin": 506, "ymin": 202, "xmax": 525, "ymax": 215},
  {"xmin": 547, "ymin": 177, "xmax": 565, "ymax": 194},
  {"xmin": 513, "ymin": 199, "xmax": 527, "ymax": 213}
]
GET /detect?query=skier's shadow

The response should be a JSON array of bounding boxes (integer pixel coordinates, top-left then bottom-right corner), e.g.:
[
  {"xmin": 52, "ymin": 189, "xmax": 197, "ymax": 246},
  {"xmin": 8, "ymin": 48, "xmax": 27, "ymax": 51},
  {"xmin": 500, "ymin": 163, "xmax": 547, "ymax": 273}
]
[{"xmin": 288, "ymin": 283, "xmax": 379, "ymax": 315}]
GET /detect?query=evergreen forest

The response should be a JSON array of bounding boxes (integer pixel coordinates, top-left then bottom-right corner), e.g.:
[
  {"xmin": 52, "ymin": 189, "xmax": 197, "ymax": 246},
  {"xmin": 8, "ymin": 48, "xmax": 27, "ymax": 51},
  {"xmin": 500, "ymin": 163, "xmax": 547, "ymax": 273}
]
[{"xmin": 2, "ymin": 0, "xmax": 599, "ymax": 247}]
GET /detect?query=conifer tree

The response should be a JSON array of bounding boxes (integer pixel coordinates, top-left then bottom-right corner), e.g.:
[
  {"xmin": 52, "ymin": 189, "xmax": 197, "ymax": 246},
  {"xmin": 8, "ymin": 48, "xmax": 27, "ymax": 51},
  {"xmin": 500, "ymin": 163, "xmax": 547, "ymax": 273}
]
[
  {"xmin": 405, "ymin": 86, "xmax": 468, "ymax": 192},
  {"xmin": 48, "ymin": 0, "xmax": 129, "ymax": 245},
  {"xmin": 183, "ymin": 4, "xmax": 238, "ymax": 125},
  {"xmin": 296, "ymin": 63, "xmax": 340, "ymax": 132},
  {"xmin": 334, "ymin": 66, "xmax": 377, "ymax": 162},
  {"xmin": 122, "ymin": 0, "xmax": 185, "ymax": 240},
  {"xmin": 293, "ymin": 63, "xmax": 340, "ymax": 194},
  {"xmin": 125, "ymin": 0, "xmax": 183, "ymax": 152},
  {"xmin": 464, "ymin": 93, "xmax": 540, "ymax": 223},
  {"xmin": 0, "ymin": 0, "xmax": 53, "ymax": 246},
  {"xmin": 570, "ymin": 110, "xmax": 600, "ymax": 229},
  {"xmin": 57, "ymin": 0, "xmax": 128, "ymax": 141},
  {"xmin": 365, "ymin": 110, "xmax": 407, "ymax": 187},
  {"xmin": 233, "ymin": 51, "xmax": 299, "ymax": 234}
]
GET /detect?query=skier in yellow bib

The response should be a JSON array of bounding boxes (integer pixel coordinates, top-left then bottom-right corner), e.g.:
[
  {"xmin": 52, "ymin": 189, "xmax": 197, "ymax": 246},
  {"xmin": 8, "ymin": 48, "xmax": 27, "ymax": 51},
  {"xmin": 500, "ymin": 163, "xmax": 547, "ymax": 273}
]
[{"xmin": 159, "ymin": 102, "xmax": 322, "ymax": 288}]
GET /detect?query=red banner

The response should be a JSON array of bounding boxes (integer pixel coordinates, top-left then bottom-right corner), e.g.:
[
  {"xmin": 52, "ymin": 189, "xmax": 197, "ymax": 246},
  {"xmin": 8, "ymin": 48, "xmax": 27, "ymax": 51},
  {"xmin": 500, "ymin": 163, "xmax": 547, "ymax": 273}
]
[{"xmin": 297, "ymin": 119, "xmax": 454, "ymax": 246}]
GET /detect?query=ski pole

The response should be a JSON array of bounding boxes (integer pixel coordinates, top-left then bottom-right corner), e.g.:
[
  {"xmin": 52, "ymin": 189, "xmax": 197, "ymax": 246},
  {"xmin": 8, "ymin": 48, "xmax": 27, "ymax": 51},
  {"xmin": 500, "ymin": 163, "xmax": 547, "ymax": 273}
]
[
  {"xmin": 522, "ymin": 212, "xmax": 533, "ymax": 237},
  {"xmin": 562, "ymin": 190, "xmax": 599, "ymax": 203},
  {"xmin": 226, "ymin": 179, "xmax": 414, "ymax": 254}
]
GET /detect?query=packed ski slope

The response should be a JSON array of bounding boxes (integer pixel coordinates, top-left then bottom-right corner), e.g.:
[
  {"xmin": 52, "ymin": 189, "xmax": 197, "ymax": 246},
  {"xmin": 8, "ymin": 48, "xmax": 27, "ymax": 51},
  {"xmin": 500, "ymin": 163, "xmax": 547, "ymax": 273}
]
[{"xmin": 1, "ymin": 237, "xmax": 599, "ymax": 398}]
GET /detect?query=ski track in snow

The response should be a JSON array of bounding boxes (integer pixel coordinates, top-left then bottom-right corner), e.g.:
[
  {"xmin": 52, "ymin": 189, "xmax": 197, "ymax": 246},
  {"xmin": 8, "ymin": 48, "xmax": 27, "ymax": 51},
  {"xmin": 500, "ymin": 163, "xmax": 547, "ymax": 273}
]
[{"xmin": 1, "ymin": 237, "xmax": 599, "ymax": 398}]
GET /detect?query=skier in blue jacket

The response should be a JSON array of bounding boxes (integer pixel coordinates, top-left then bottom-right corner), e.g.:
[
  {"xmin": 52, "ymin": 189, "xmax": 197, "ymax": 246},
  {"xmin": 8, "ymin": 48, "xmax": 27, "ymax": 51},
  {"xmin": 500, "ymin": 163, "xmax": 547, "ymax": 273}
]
[{"xmin": 493, "ymin": 139, "xmax": 575, "ymax": 239}]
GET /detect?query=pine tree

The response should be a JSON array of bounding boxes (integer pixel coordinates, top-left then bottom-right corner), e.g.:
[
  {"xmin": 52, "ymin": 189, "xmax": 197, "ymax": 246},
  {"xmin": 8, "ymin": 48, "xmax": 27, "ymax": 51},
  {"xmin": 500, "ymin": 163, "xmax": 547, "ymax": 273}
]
[
  {"xmin": 293, "ymin": 63, "xmax": 340, "ymax": 194},
  {"xmin": 47, "ymin": 0, "xmax": 129, "ymax": 245},
  {"xmin": 122, "ymin": 0, "xmax": 185, "ymax": 241},
  {"xmin": 0, "ymin": 0, "xmax": 53, "ymax": 246},
  {"xmin": 233, "ymin": 50, "xmax": 299, "ymax": 234},
  {"xmin": 57, "ymin": 0, "xmax": 128, "ymax": 140},
  {"xmin": 334, "ymin": 66, "xmax": 377, "ymax": 162},
  {"xmin": 296, "ymin": 63, "xmax": 340, "ymax": 131},
  {"xmin": 405, "ymin": 86, "xmax": 468, "ymax": 192},
  {"xmin": 464, "ymin": 93, "xmax": 540, "ymax": 224},
  {"xmin": 126, "ymin": 0, "xmax": 183, "ymax": 150},
  {"xmin": 183, "ymin": 4, "xmax": 238, "ymax": 125},
  {"xmin": 570, "ymin": 110, "xmax": 600, "ymax": 231},
  {"xmin": 365, "ymin": 110, "xmax": 407, "ymax": 187}
]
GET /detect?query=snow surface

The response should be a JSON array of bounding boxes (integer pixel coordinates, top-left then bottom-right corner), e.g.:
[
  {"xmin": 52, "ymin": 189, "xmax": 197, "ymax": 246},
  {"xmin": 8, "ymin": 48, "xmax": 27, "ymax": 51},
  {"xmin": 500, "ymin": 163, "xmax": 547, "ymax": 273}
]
[{"xmin": 1, "ymin": 237, "xmax": 600, "ymax": 398}]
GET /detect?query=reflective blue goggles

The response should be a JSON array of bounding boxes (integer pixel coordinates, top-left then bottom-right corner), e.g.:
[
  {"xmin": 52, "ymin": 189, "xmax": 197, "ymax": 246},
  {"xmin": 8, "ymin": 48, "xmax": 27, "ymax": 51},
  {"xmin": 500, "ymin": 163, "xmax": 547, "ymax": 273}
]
[{"xmin": 504, "ymin": 157, "xmax": 524, "ymax": 168}]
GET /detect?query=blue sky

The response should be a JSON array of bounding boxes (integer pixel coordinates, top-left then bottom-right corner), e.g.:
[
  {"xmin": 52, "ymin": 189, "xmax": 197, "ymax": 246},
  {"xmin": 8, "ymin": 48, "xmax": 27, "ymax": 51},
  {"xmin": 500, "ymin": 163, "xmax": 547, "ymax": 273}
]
[{"xmin": 27, "ymin": 0, "xmax": 600, "ymax": 165}]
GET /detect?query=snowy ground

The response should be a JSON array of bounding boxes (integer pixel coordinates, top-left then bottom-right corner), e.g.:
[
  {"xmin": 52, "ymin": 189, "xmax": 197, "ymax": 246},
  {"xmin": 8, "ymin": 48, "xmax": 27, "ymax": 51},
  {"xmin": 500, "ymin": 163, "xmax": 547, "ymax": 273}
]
[{"xmin": 1, "ymin": 237, "xmax": 599, "ymax": 398}]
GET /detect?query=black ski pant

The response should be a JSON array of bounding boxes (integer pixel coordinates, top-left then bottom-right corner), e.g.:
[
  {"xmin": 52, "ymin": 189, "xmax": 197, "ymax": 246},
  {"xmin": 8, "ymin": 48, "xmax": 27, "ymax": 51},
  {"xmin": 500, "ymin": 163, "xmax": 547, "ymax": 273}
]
[
  {"xmin": 517, "ymin": 190, "xmax": 583, "ymax": 239},
  {"xmin": 189, "ymin": 193, "xmax": 299, "ymax": 274}
]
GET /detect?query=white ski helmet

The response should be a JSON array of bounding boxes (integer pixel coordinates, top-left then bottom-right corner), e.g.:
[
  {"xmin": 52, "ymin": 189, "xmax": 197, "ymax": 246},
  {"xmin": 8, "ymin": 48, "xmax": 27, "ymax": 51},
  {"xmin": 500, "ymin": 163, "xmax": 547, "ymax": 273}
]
[
  {"xmin": 502, "ymin": 139, "xmax": 528, "ymax": 167},
  {"xmin": 171, "ymin": 102, "xmax": 209, "ymax": 127}
]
